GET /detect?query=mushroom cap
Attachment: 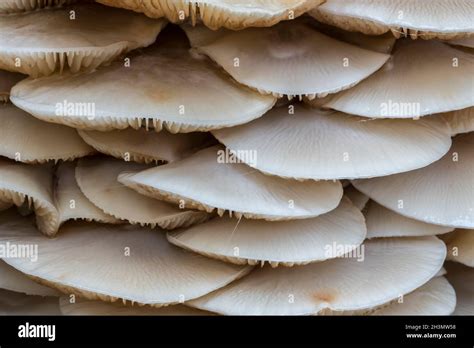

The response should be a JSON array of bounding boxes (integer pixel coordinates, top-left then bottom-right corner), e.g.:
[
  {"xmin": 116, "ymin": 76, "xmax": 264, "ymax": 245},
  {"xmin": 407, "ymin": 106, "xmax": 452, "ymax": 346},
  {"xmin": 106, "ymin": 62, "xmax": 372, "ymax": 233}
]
[
  {"xmin": 344, "ymin": 185, "xmax": 369, "ymax": 211},
  {"xmin": 10, "ymin": 41, "xmax": 276, "ymax": 132},
  {"xmin": 181, "ymin": 24, "xmax": 229, "ymax": 48},
  {"xmin": 448, "ymin": 37, "xmax": 474, "ymax": 49},
  {"xmin": 0, "ymin": 0, "xmax": 77, "ymax": 14},
  {"xmin": 441, "ymin": 229, "xmax": 474, "ymax": 267},
  {"xmin": 445, "ymin": 262, "xmax": 474, "ymax": 315},
  {"xmin": 438, "ymin": 107, "xmax": 474, "ymax": 136},
  {"xmin": 365, "ymin": 201, "xmax": 454, "ymax": 238},
  {"xmin": 310, "ymin": 0, "xmax": 474, "ymax": 39},
  {"xmin": 76, "ymin": 157, "xmax": 209, "ymax": 229},
  {"xmin": 353, "ymin": 132, "xmax": 474, "ymax": 228},
  {"xmin": 0, "ymin": 210, "xmax": 252, "ymax": 306},
  {"xmin": 97, "ymin": 0, "xmax": 323, "ymax": 30},
  {"xmin": 0, "ymin": 160, "xmax": 59, "ymax": 236},
  {"xmin": 168, "ymin": 197, "xmax": 366, "ymax": 267},
  {"xmin": 77, "ymin": 128, "xmax": 211, "ymax": 164},
  {"xmin": 212, "ymin": 105, "xmax": 452, "ymax": 180},
  {"xmin": 55, "ymin": 161, "xmax": 119, "ymax": 225},
  {"xmin": 0, "ymin": 70, "xmax": 24, "ymax": 102},
  {"xmin": 188, "ymin": 236, "xmax": 446, "ymax": 315},
  {"xmin": 59, "ymin": 297, "xmax": 211, "ymax": 316},
  {"xmin": 119, "ymin": 145, "xmax": 343, "ymax": 220},
  {"xmin": 324, "ymin": 40, "xmax": 474, "ymax": 118},
  {"xmin": 0, "ymin": 3, "xmax": 166, "ymax": 76},
  {"xmin": 0, "ymin": 104, "xmax": 95, "ymax": 163},
  {"xmin": 196, "ymin": 20, "xmax": 390, "ymax": 99},
  {"xmin": 0, "ymin": 289, "xmax": 60, "ymax": 315}
]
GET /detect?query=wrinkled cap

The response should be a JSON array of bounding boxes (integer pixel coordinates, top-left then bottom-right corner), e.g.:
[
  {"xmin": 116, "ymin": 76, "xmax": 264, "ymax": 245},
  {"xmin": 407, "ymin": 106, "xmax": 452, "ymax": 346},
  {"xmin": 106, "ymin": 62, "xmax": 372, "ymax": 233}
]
[
  {"xmin": 445, "ymin": 262, "xmax": 474, "ymax": 315},
  {"xmin": 441, "ymin": 229, "xmax": 474, "ymax": 267}
]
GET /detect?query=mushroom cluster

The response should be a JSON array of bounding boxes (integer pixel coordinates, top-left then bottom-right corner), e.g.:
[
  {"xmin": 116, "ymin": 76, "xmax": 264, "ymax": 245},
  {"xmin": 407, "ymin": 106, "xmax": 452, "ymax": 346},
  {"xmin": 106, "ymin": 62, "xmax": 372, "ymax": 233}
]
[{"xmin": 0, "ymin": 0, "xmax": 472, "ymax": 316}]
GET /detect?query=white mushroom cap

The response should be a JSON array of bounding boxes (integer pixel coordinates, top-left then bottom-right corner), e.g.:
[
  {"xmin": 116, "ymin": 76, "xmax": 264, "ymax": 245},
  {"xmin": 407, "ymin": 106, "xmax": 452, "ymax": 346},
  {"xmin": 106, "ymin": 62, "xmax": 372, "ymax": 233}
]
[
  {"xmin": 0, "ymin": 70, "xmax": 24, "ymax": 102},
  {"xmin": 0, "ymin": 289, "xmax": 60, "ymax": 315},
  {"xmin": 324, "ymin": 40, "xmax": 474, "ymax": 118},
  {"xmin": 438, "ymin": 107, "xmax": 474, "ymax": 136},
  {"xmin": 0, "ymin": 3, "xmax": 166, "ymax": 76},
  {"xmin": 442, "ymin": 229, "xmax": 474, "ymax": 267},
  {"xmin": 119, "ymin": 145, "xmax": 343, "ymax": 220},
  {"xmin": 344, "ymin": 185, "xmax": 369, "ymax": 211},
  {"xmin": 365, "ymin": 201, "xmax": 454, "ymax": 238},
  {"xmin": 0, "ymin": 104, "xmax": 95, "ymax": 163},
  {"xmin": 310, "ymin": 0, "xmax": 474, "ymax": 39},
  {"xmin": 77, "ymin": 128, "xmax": 211, "ymax": 164},
  {"xmin": 10, "ymin": 40, "xmax": 276, "ymax": 132},
  {"xmin": 168, "ymin": 197, "xmax": 366, "ymax": 267},
  {"xmin": 353, "ymin": 133, "xmax": 474, "ymax": 228},
  {"xmin": 97, "ymin": 0, "xmax": 323, "ymax": 30},
  {"xmin": 0, "ymin": 0, "xmax": 76, "ymax": 14},
  {"xmin": 196, "ymin": 20, "xmax": 390, "ymax": 99},
  {"xmin": 0, "ymin": 210, "xmax": 252, "ymax": 306},
  {"xmin": 212, "ymin": 105, "xmax": 452, "ymax": 180},
  {"xmin": 445, "ymin": 262, "xmax": 474, "ymax": 315},
  {"xmin": 188, "ymin": 236, "xmax": 446, "ymax": 315},
  {"xmin": 76, "ymin": 157, "xmax": 209, "ymax": 229}
]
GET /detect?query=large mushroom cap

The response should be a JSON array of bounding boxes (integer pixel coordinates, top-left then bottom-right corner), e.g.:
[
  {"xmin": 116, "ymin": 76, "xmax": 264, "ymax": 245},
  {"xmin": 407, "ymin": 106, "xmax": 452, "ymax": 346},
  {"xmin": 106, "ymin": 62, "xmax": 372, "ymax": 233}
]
[
  {"xmin": 0, "ymin": 210, "xmax": 252, "ymax": 306},
  {"xmin": 119, "ymin": 145, "xmax": 343, "ymax": 220},
  {"xmin": 0, "ymin": 104, "xmax": 94, "ymax": 163},
  {"xmin": 324, "ymin": 40, "xmax": 474, "ymax": 118},
  {"xmin": 445, "ymin": 262, "xmax": 474, "ymax": 315},
  {"xmin": 441, "ymin": 229, "xmax": 474, "ymax": 267},
  {"xmin": 310, "ymin": 0, "xmax": 474, "ymax": 39},
  {"xmin": 168, "ymin": 197, "xmax": 366, "ymax": 267},
  {"xmin": 0, "ymin": 70, "xmax": 24, "ymax": 102},
  {"xmin": 0, "ymin": 3, "xmax": 166, "ymax": 76},
  {"xmin": 10, "ymin": 38, "xmax": 276, "ymax": 132},
  {"xmin": 353, "ymin": 132, "xmax": 474, "ymax": 228},
  {"xmin": 75, "ymin": 157, "xmax": 208, "ymax": 229},
  {"xmin": 97, "ymin": 0, "xmax": 323, "ymax": 30},
  {"xmin": 188, "ymin": 236, "xmax": 446, "ymax": 315},
  {"xmin": 196, "ymin": 20, "xmax": 390, "ymax": 99},
  {"xmin": 0, "ymin": 289, "xmax": 60, "ymax": 315},
  {"xmin": 213, "ymin": 105, "xmax": 452, "ymax": 180},
  {"xmin": 0, "ymin": 0, "xmax": 77, "ymax": 14}
]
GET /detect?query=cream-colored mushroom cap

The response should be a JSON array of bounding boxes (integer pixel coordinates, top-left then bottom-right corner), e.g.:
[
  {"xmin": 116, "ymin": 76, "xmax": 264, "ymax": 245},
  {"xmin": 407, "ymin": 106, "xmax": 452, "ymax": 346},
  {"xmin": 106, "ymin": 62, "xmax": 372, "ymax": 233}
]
[
  {"xmin": 445, "ymin": 262, "xmax": 474, "ymax": 315},
  {"xmin": 324, "ymin": 40, "xmax": 474, "ymax": 118},
  {"xmin": 76, "ymin": 157, "xmax": 208, "ymax": 229},
  {"xmin": 0, "ymin": 70, "xmax": 24, "ymax": 102},
  {"xmin": 188, "ymin": 236, "xmax": 446, "ymax": 315},
  {"xmin": 438, "ymin": 107, "xmax": 474, "ymax": 136},
  {"xmin": 0, "ymin": 211, "xmax": 252, "ymax": 306},
  {"xmin": 310, "ymin": 0, "xmax": 474, "ymax": 39},
  {"xmin": 213, "ymin": 105, "xmax": 452, "ymax": 180},
  {"xmin": 10, "ymin": 41, "xmax": 276, "ymax": 132},
  {"xmin": 0, "ymin": 3, "xmax": 166, "ymax": 76},
  {"xmin": 196, "ymin": 20, "xmax": 390, "ymax": 99},
  {"xmin": 442, "ymin": 229, "xmax": 474, "ymax": 267},
  {"xmin": 365, "ymin": 201, "xmax": 454, "ymax": 238},
  {"xmin": 168, "ymin": 197, "xmax": 366, "ymax": 267},
  {"xmin": 119, "ymin": 145, "xmax": 343, "ymax": 220},
  {"xmin": 0, "ymin": 0, "xmax": 77, "ymax": 14},
  {"xmin": 97, "ymin": 0, "xmax": 323, "ymax": 30},
  {"xmin": 353, "ymin": 133, "xmax": 474, "ymax": 228},
  {"xmin": 0, "ymin": 104, "xmax": 94, "ymax": 163},
  {"xmin": 0, "ymin": 289, "xmax": 60, "ymax": 315},
  {"xmin": 78, "ymin": 129, "xmax": 210, "ymax": 164}
]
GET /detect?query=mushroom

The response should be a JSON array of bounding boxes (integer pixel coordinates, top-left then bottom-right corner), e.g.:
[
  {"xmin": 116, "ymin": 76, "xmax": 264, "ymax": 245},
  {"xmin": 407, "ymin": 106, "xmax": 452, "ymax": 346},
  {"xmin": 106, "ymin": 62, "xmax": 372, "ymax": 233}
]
[
  {"xmin": 212, "ymin": 104, "xmax": 452, "ymax": 180},
  {"xmin": 187, "ymin": 236, "xmax": 446, "ymax": 315},
  {"xmin": 445, "ymin": 262, "xmax": 474, "ymax": 315},
  {"xmin": 353, "ymin": 132, "xmax": 474, "ymax": 228},
  {"xmin": 448, "ymin": 36, "xmax": 474, "ymax": 49},
  {"xmin": 0, "ymin": 70, "xmax": 24, "ymax": 103},
  {"xmin": 437, "ymin": 107, "xmax": 474, "ymax": 136},
  {"xmin": 441, "ymin": 229, "xmax": 474, "ymax": 267},
  {"xmin": 0, "ymin": 289, "xmax": 60, "ymax": 315},
  {"xmin": 344, "ymin": 185, "xmax": 370, "ymax": 211},
  {"xmin": 0, "ymin": 0, "xmax": 77, "ymax": 14},
  {"xmin": 75, "ymin": 157, "xmax": 209, "ymax": 229},
  {"xmin": 324, "ymin": 39, "xmax": 474, "ymax": 118},
  {"xmin": 0, "ymin": 3, "xmax": 166, "ymax": 76},
  {"xmin": 119, "ymin": 145, "xmax": 343, "ymax": 220},
  {"xmin": 310, "ymin": 0, "xmax": 474, "ymax": 39}
]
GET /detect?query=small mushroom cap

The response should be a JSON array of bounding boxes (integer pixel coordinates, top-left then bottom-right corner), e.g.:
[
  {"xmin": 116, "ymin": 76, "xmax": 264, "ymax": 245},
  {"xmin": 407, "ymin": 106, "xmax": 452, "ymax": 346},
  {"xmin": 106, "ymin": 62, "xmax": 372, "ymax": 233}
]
[
  {"xmin": 354, "ymin": 132, "xmax": 474, "ymax": 228},
  {"xmin": 310, "ymin": 0, "xmax": 474, "ymax": 39},
  {"xmin": 97, "ymin": 0, "xmax": 323, "ymax": 30},
  {"xmin": 0, "ymin": 289, "xmax": 60, "ymax": 315},
  {"xmin": 445, "ymin": 262, "xmax": 474, "ymax": 315},
  {"xmin": 76, "ymin": 157, "xmax": 209, "ymax": 229},
  {"xmin": 0, "ymin": 0, "xmax": 77, "ymax": 14},
  {"xmin": 188, "ymin": 236, "xmax": 446, "ymax": 315},
  {"xmin": 212, "ymin": 105, "xmax": 452, "ymax": 180},
  {"xmin": 0, "ymin": 104, "xmax": 94, "ymax": 163},
  {"xmin": 365, "ymin": 201, "xmax": 454, "ymax": 239},
  {"xmin": 0, "ymin": 3, "xmax": 166, "ymax": 76},
  {"xmin": 0, "ymin": 210, "xmax": 252, "ymax": 306},
  {"xmin": 10, "ymin": 40, "xmax": 276, "ymax": 132},
  {"xmin": 168, "ymin": 197, "xmax": 366, "ymax": 267},
  {"xmin": 119, "ymin": 145, "xmax": 343, "ymax": 220},
  {"xmin": 344, "ymin": 185, "xmax": 369, "ymax": 211},
  {"xmin": 438, "ymin": 107, "xmax": 474, "ymax": 136},
  {"xmin": 59, "ymin": 297, "xmax": 211, "ymax": 316},
  {"xmin": 0, "ymin": 70, "xmax": 24, "ymax": 102},
  {"xmin": 441, "ymin": 229, "xmax": 474, "ymax": 267},
  {"xmin": 324, "ymin": 40, "xmax": 474, "ymax": 118},
  {"xmin": 196, "ymin": 20, "xmax": 390, "ymax": 99},
  {"xmin": 78, "ymin": 128, "xmax": 211, "ymax": 164}
]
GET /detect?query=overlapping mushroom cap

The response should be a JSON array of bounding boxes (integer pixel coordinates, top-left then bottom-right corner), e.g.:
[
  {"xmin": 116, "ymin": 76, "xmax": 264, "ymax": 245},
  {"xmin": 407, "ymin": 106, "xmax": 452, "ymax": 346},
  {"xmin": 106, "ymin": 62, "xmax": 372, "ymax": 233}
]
[
  {"xmin": 0, "ymin": 70, "xmax": 24, "ymax": 102},
  {"xmin": 119, "ymin": 145, "xmax": 343, "ymax": 220},
  {"xmin": 0, "ymin": 289, "xmax": 60, "ymax": 315},
  {"xmin": 97, "ymin": 0, "xmax": 323, "ymax": 30},
  {"xmin": 438, "ymin": 107, "xmax": 474, "ymax": 135},
  {"xmin": 0, "ymin": 3, "xmax": 166, "ymax": 76},
  {"xmin": 442, "ymin": 229, "xmax": 474, "ymax": 267},
  {"xmin": 310, "ymin": 0, "xmax": 474, "ymax": 39},
  {"xmin": 445, "ymin": 262, "xmax": 474, "ymax": 315}
]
